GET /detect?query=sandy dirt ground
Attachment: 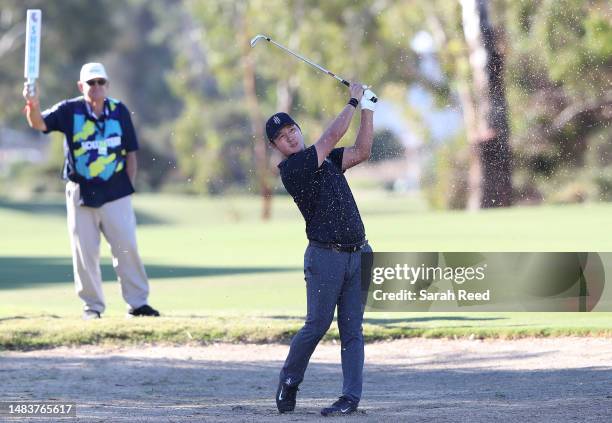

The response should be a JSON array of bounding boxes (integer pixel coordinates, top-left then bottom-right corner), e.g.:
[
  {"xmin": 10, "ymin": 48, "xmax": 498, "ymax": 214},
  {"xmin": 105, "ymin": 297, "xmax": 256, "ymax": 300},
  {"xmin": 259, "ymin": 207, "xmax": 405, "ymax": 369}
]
[{"xmin": 1, "ymin": 338, "xmax": 612, "ymax": 422}]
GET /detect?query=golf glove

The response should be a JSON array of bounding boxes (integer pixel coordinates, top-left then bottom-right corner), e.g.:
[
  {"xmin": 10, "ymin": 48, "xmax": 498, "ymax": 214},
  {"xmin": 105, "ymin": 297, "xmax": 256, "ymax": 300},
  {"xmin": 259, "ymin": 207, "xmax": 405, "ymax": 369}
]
[{"xmin": 361, "ymin": 89, "xmax": 377, "ymax": 111}]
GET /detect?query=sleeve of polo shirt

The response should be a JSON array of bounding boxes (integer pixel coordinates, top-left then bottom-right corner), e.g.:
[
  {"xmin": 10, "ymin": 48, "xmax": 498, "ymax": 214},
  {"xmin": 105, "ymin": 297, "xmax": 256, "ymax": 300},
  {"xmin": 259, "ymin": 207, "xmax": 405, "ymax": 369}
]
[
  {"xmin": 328, "ymin": 147, "xmax": 344, "ymax": 170},
  {"xmin": 119, "ymin": 103, "xmax": 139, "ymax": 152},
  {"xmin": 41, "ymin": 100, "xmax": 70, "ymax": 134}
]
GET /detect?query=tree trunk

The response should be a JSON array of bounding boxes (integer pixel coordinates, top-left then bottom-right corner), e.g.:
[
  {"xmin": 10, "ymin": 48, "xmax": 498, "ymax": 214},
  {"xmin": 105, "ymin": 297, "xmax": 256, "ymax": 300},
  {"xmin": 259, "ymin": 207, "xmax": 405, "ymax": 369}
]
[
  {"xmin": 238, "ymin": 13, "xmax": 272, "ymax": 220},
  {"xmin": 461, "ymin": 0, "xmax": 513, "ymax": 209},
  {"xmin": 276, "ymin": 79, "xmax": 295, "ymax": 113}
]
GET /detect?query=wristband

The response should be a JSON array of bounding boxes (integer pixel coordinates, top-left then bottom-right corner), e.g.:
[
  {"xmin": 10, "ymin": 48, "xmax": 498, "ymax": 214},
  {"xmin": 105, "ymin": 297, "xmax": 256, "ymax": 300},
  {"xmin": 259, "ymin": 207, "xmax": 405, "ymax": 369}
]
[{"xmin": 348, "ymin": 98, "xmax": 359, "ymax": 108}]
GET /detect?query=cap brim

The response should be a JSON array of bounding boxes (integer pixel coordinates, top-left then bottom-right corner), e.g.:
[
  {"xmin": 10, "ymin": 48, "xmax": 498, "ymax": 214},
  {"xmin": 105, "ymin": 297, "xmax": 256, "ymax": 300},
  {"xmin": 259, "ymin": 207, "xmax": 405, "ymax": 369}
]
[
  {"xmin": 271, "ymin": 123, "xmax": 298, "ymax": 142},
  {"xmin": 81, "ymin": 75, "xmax": 108, "ymax": 82}
]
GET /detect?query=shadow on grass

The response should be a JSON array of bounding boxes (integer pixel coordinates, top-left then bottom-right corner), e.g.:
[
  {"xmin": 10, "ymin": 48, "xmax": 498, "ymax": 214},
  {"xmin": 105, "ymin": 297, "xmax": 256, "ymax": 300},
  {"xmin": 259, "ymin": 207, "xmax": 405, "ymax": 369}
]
[
  {"xmin": 0, "ymin": 257, "xmax": 299, "ymax": 290},
  {"xmin": 266, "ymin": 315, "xmax": 506, "ymax": 325},
  {"xmin": 0, "ymin": 198, "xmax": 166, "ymax": 225},
  {"xmin": 363, "ymin": 316, "xmax": 505, "ymax": 324}
]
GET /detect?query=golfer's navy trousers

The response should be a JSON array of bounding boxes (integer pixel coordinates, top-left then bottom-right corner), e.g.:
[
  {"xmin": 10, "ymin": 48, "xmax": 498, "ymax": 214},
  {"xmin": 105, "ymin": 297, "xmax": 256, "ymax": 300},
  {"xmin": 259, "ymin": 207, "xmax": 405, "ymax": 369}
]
[{"xmin": 279, "ymin": 243, "xmax": 372, "ymax": 403}]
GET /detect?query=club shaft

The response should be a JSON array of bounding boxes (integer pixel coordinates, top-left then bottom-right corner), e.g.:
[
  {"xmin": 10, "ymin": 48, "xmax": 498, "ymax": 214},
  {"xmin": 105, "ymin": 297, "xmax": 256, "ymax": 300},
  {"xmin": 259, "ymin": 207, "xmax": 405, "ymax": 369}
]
[
  {"xmin": 256, "ymin": 35, "xmax": 377, "ymax": 102},
  {"xmin": 267, "ymin": 39, "xmax": 349, "ymax": 86}
]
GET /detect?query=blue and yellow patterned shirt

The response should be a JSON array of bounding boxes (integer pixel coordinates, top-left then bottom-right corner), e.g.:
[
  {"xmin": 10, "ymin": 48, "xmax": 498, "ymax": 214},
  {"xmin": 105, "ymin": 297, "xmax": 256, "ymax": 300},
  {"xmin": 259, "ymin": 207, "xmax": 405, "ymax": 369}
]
[{"xmin": 42, "ymin": 96, "xmax": 138, "ymax": 207}]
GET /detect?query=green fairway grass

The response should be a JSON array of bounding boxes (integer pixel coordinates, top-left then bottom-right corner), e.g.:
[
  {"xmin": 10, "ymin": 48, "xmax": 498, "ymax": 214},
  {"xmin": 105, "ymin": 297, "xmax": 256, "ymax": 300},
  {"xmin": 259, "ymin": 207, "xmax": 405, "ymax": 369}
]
[{"xmin": 1, "ymin": 191, "xmax": 611, "ymax": 349}]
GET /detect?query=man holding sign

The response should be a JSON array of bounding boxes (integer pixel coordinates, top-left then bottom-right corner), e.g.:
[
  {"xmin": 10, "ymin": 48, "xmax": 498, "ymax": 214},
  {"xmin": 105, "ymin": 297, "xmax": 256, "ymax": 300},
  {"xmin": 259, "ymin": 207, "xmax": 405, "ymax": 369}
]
[{"xmin": 22, "ymin": 62, "xmax": 160, "ymax": 320}]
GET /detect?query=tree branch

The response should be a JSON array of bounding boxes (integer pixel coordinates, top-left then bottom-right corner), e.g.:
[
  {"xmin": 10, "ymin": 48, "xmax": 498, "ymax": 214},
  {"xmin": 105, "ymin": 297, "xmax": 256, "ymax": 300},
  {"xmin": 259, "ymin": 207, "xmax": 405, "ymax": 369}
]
[{"xmin": 553, "ymin": 90, "xmax": 612, "ymax": 131}]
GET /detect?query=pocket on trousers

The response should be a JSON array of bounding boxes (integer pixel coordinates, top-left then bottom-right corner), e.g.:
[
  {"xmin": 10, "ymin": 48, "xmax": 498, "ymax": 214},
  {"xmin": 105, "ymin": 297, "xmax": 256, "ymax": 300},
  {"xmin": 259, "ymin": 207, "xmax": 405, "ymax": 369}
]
[
  {"xmin": 65, "ymin": 181, "xmax": 80, "ymax": 204},
  {"xmin": 303, "ymin": 246, "xmax": 321, "ymax": 279}
]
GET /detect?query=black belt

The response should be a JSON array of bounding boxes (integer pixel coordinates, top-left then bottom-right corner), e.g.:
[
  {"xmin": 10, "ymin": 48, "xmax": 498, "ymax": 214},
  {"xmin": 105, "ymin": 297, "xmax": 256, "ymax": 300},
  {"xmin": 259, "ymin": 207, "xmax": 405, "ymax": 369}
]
[{"xmin": 309, "ymin": 239, "xmax": 368, "ymax": 253}]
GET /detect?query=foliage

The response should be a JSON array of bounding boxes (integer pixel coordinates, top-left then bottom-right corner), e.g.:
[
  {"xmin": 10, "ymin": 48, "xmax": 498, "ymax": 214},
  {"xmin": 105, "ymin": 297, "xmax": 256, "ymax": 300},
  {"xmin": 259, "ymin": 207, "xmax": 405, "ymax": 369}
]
[
  {"xmin": 506, "ymin": 0, "xmax": 612, "ymax": 203},
  {"xmin": 370, "ymin": 129, "xmax": 405, "ymax": 162},
  {"xmin": 0, "ymin": 0, "xmax": 609, "ymax": 207}
]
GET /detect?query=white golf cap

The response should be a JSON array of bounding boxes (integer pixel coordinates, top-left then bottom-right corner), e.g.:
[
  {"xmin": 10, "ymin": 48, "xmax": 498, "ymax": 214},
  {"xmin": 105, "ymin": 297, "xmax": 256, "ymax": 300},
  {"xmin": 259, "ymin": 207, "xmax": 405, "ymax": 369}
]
[{"xmin": 79, "ymin": 62, "xmax": 108, "ymax": 82}]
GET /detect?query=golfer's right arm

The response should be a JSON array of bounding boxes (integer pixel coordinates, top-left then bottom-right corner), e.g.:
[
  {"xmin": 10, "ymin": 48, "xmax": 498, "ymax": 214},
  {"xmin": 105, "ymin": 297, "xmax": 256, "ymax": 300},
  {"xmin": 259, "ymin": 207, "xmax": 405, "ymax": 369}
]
[
  {"xmin": 314, "ymin": 81, "xmax": 363, "ymax": 167},
  {"xmin": 22, "ymin": 83, "xmax": 48, "ymax": 132}
]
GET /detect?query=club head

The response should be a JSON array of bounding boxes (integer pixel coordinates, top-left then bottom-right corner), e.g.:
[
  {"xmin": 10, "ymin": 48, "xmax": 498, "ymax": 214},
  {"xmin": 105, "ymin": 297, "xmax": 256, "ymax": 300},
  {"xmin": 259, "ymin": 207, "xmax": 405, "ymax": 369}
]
[{"xmin": 250, "ymin": 34, "xmax": 269, "ymax": 48}]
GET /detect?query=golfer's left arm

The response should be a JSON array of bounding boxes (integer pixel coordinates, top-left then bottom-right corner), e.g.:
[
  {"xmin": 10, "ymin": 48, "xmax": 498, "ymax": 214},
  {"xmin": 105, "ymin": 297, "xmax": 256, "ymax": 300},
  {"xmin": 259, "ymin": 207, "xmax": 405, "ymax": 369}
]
[
  {"xmin": 342, "ymin": 89, "xmax": 376, "ymax": 171},
  {"xmin": 126, "ymin": 152, "xmax": 137, "ymax": 186}
]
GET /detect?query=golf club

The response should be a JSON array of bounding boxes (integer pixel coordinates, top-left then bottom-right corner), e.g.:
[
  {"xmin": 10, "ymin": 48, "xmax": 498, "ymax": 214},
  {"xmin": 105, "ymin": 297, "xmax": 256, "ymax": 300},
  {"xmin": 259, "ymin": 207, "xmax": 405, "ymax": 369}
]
[{"xmin": 250, "ymin": 34, "xmax": 377, "ymax": 103}]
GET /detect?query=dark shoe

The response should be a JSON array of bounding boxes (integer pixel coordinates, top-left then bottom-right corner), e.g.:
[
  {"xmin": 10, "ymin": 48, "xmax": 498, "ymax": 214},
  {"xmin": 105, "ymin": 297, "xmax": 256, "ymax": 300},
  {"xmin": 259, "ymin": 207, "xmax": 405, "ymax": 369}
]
[
  {"xmin": 321, "ymin": 396, "xmax": 358, "ymax": 416},
  {"xmin": 128, "ymin": 305, "xmax": 160, "ymax": 317},
  {"xmin": 276, "ymin": 379, "xmax": 299, "ymax": 413},
  {"xmin": 82, "ymin": 310, "xmax": 101, "ymax": 320}
]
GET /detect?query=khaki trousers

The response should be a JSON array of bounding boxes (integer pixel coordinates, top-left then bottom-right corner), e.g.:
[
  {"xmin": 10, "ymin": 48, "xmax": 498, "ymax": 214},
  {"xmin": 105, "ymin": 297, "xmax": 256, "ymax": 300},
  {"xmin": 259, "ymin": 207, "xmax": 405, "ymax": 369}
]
[{"xmin": 65, "ymin": 181, "xmax": 149, "ymax": 314}]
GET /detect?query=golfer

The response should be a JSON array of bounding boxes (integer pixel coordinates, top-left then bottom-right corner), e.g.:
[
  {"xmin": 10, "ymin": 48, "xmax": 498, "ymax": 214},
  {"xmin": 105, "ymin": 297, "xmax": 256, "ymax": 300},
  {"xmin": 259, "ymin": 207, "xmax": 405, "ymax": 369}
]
[
  {"xmin": 268, "ymin": 81, "xmax": 376, "ymax": 416},
  {"xmin": 22, "ymin": 62, "xmax": 159, "ymax": 320}
]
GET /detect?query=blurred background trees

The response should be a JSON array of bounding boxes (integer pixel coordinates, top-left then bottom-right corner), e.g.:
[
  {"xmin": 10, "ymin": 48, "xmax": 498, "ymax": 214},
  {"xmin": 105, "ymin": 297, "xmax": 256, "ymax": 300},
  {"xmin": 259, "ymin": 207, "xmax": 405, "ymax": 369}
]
[{"xmin": 0, "ymin": 0, "xmax": 610, "ymax": 213}]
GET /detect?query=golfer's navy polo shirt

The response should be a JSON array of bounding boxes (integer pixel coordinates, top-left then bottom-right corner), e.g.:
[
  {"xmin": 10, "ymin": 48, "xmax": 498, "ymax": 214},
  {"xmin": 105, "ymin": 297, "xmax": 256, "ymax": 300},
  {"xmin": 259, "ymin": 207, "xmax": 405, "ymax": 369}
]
[
  {"xmin": 42, "ymin": 96, "xmax": 138, "ymax": 208},
  {"xmin": 279, "ymin": 145, "xmax": 365, "ymax": 244}
]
